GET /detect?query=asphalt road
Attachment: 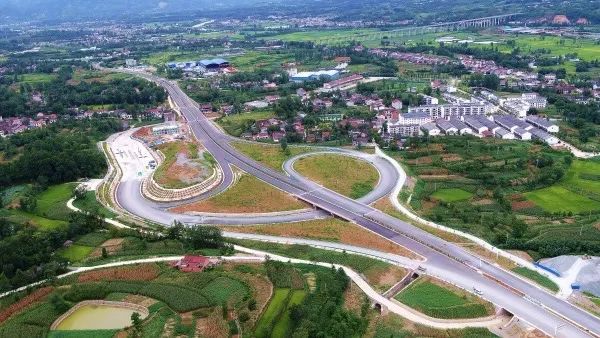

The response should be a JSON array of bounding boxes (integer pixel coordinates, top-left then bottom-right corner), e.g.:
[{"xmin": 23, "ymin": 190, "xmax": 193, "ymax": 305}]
[{"xmin": 115, "ymin": 70, "xmax": 600, "ymax": 337}]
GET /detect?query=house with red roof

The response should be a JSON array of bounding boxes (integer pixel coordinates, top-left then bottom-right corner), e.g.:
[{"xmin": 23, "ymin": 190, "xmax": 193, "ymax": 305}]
[{"xmin": 170, "ymin": 255, "xmax": 219, "ymax": 273}]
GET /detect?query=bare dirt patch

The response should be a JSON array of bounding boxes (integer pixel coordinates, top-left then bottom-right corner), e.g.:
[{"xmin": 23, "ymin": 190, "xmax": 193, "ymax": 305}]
[
  {"xmin": 195, "ymin": 308, "xmax": 229, "ymax": 338},
  {"xmin": 122, "ymin": 294, "xmax": 158, "ymax": 308},
  {"xmin": 78, "ymin": 264, "xmax": 160, "ymax": 282},
  {"xmin": 90, "ymin": 238, "xmax": 124, "ymax": 258},
  {"xmin": 343, "ymin": 282, "xmax": 364, "ymax": 314},
  {"xmin": 364, "ymin": 265, "xmax": 407, "ymax": 292},
  {"xmin": 507, "ymin": 250, "xmax": 533, "ymax": 262}
]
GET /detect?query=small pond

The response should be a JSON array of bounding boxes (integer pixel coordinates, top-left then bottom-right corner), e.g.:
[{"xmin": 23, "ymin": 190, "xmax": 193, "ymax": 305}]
[{"xmin": 54, "ymin": 302, "xmax": 148, "ymax": 330}]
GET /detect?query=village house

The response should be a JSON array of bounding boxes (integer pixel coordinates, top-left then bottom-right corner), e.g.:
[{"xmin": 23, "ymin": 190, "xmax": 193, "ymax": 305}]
[{"xmin": 170, "ymin": 255, "xmax": 220, "ymax": 273}]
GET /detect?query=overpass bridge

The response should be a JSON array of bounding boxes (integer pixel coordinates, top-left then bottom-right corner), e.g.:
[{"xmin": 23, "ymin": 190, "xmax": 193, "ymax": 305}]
[{"xmin": 316, "ymin": 13, "xmax": 521, "ymax": 45}]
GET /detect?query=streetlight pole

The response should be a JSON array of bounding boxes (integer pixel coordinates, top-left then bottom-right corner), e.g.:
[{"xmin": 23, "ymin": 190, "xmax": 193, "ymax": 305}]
[{"xmin": 554, "ymin": 323, "xmax": 566, "ymax": 337}]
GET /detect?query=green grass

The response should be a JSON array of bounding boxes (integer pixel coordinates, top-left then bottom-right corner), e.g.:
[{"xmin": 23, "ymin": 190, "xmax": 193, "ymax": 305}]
[
  {"xmin": 218, "ymin": 111, "xmax": 275, "ymax": 137},
  {"xmin": 199, "ymin": 276, "xmax": 249, "ymax": 305},
  {"xmin": 231, "ymin": 240, "xmax": 396, "ymax": 278},
  {"xmin": 47, "ymin": 330, "xmax": 119, "ymax": 338},
  {"xmin": 228, "ymin": 51, "xmax": 297, "ymax": 72},
  {"xmin": 72, "ymin": 191, "xmax": 116, "ymax": 218},
  {"xmin": 18, "ymin": 73, "xmax": 57, "ymax": 84},
  {"xmin": 512, "ymin": 267, "xmax": 559, "ymax": 292},
  {"xmin": 34, "ymin": 183, "xmax": 75, "ymax": 221},
  {"xmin": 59, "ymin": 244, "xmax": 94, "ymax": 262},
  {"xmin": 1, "ymin": 209, "xmax": 67, "ymax": 230},
  {"xmin": 430, "ymin": 188, "xmax": 473, "ymax": 203},
  {"xmin": 74, "ymin": 232, "xmax": 111, "ymax": 247},
  {"xmin": 231, "ymin": 141, "xmax": 313, "ymax": 171},
  {"xmin": 271, "ymin": 290, "xmax": 307, "ymax": 338},
  {"xmin": 394, "ymin": 278, "xmax": 492, "ymax": 319},
  {"xmin": 294, "ymin": 154, "xmax": 379, "ymax": 199},
  {"xmin": 524, "ymin": 186, "xmax": 600, "ymax": 214},
  {"xmin": 254, "ymin": 288, "xmax": 291, "ymax": 338}
]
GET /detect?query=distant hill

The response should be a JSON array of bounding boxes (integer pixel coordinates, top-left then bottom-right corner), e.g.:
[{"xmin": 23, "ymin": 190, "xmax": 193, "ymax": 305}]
[{"xmin": 0, "ymin": 0, "xmax": 272, "ymax": 22}]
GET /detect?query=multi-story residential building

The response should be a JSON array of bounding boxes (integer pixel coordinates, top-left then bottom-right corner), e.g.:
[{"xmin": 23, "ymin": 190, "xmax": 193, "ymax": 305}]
[
  {"xmin": 420, "ymin": 94, "xmax": 439, "ymax": 105},
  {"xmin": 407, "ymin": 103, "xmax": 486, "ymax": 119},
  {"xmin": 521, "ymin": 93, "xmax": 547, "ymax": 109},
  {"xmin": 502, "ymin": 99, "xmax": 531, "ymax": 117}
]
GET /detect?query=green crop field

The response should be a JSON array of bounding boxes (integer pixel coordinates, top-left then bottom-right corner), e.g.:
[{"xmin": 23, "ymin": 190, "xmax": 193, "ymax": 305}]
[
  {"xmin": 255, "ymin": 288, "xmax": 291, "ymax": 338},
  {"xmin": 524, "ymin": 186, "xmax": 600, "ymax": 214},
  {"xmin": 512, "ymin": 267, "xmax": 559, "ymax": 292},
  {"xmin": 200, "ymin": 276, "xmax": 250, "ymax": 305},
  {"xmin": 18, "ymin": 73, "xmax": 58, "ymax": 84},
  {"xmin": 59, "ymin": 244, "xmax": 94, "ymax": 262},
  {"xmin": 395, "ymin": 278, "xmax": 492, "ymax": 319},
  {"xmin": 525, "ymin": 160, "xmax": 600, "ymax": 213},
  {"xmin": 271, "ymin": 290, "xmax": 307, "ymax": 338},
  {"xmin": 1, "ymin": 209, "xmax": 67, "ymax": 230},
  {"xmin": 34, "ymin": 183, "xmax": 76, "ymax": 221},
  {"xmin": 430, "ymin": 188, "xmax": 473, "ymax": 202}
]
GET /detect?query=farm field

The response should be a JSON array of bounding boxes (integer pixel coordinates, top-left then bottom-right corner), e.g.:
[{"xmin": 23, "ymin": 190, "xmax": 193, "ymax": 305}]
[
  {"xmin": 430, "ymin": 188, "xmax": 473, "ymax": 203},
  {"xmin": 142, "ymin": 50, "xmax": 214, "ymax": 66},
  {"xmin": 232, "ymin": 239, "xmax": 407, "ymax": 292},
  {"xmin": 254, "ymin": 288, "xmax": 291, "ymax": 338},
  {"xmin": 393, "ymin": 136, "xmax": 600, "ymax": 258},
  {"xmin": 271, "ymin": 290, "xmax": 307, "ymax": 338},
  {"xmin": 394, "ymin": 277, "xmax": 494, "ymax": 319},
  {"xmin": 525, "ymin": 160, "xmax": 600, "ymax": 213},
  {"xmin": 0, "ymin": 262, "xmax": 263, "ymax": 338},
  {"xmin": 511, "ymin": 267, "xmax": 559, "ymax": 292},
  {"xmin": 231, "ymin": 141, "xmax": 313, "ymax": 171},
  {"xmin": 59, "ymin": 244, "xmax": 95, "ymax": 262},
  {"xmin": 0, "ymin": 208, "xmax": 67, "ymax": 230},
  {"xmin": 524, "ymin": 186, "xmax": 600, "ymax": 214},
  {"xmin": 374, "ymin": 314, "xmax": 498, "ymax": 338},
  {"xmin": 34, "ymin": 183, "xmax": 76, "ymax": 221},
  {"xmin": 170, "ymin": 174, "xmax": 306, "ymax": 213},
  {"xmin": 222, "ymin": 217, "xmax": 418, "ymax": 258},
  {"xmin": 18, "ymin": 73, "xmax": 57, "ymax": 84},
  {"xmin": 293, "ymin": 154, "xmax": 379, "ymax": 199},
  {"xmin": 217, "ymin": 110, "xmax": 276, "ymax": 137}
]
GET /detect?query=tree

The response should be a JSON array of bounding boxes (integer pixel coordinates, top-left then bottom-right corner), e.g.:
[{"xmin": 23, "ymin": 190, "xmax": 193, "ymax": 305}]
[
  {"xmin": 130, "ymin": 312, "xmax": 143, "ymax": 338},
  {"xmin": 49, "ymin": 293, "xmax": 70, "ymax": 312},
  {"xmin": 184, "ymin": 225, "xmax": 225, "ymax": 249},
  {"xmin": 101, "ymin": 247, "xmax": 108, "ymax": 259},
  {"xmin": 280, "ymin": 137, "xmax": 288, "ymax": 152},
  {"xmin": 166, "ymin": 220, "xmax": 185, "ymax": 240}
]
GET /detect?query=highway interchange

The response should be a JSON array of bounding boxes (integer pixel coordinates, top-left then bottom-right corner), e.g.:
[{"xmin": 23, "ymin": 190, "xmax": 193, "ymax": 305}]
[{"xmin": 112, "ymin": 70, "xmax": 600, "ymax": 337}]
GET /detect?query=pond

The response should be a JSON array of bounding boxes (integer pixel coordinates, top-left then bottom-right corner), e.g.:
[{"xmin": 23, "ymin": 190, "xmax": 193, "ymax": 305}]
[{"xmin": 54, "ymin": 302, "xmax": 148, "ymax": 330}]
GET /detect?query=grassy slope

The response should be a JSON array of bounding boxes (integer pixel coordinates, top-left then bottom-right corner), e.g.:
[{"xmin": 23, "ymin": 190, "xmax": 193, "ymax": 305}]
[
  {"xmin": 395, "ymin": 278, "xmax": 493, "ymax": 319},
  {"xmin": 217, "ymin": 111, "xmax": 275, "ymax": 137},
  {"xmin": 231, "ymin": 141, "xmax": 313, "ymax": 172},
  {"xmin": 294, "ymin": 154, "xmax": 379, "ymax": 199},
  {"xmin": 170, "ymin": 174, "xmax": 306, "ymax": 213},
  {"xmin": 511, "ymin": 267, "xmax": 559, "ymax": 292},
  {"xmin": 34, "ymin": 183, "xmax": 76, "ymax": 221}
]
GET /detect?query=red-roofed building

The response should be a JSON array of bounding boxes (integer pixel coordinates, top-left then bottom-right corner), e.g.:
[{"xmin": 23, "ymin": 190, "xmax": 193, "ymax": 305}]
[{"xmin": 170, "ymin": 255, "xmax": 219, "ymax": 272}]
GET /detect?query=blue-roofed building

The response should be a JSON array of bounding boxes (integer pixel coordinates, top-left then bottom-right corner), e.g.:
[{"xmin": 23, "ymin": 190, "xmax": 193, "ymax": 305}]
[{"xmin": 198, "ymin": 58, "xmax": 230, "ymax": 70}]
